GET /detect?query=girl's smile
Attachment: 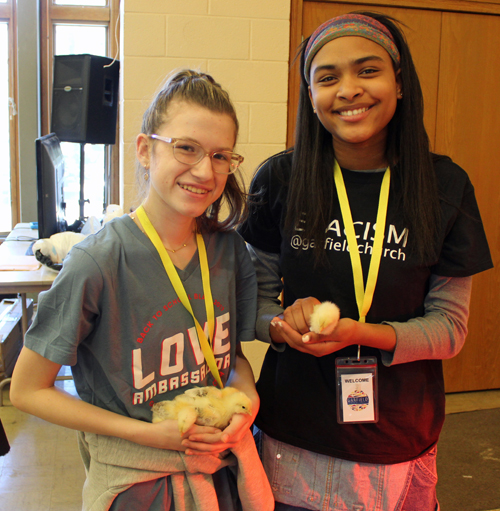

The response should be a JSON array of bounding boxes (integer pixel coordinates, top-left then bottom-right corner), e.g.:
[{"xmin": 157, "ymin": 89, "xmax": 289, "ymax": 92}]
[
  {"xmin": 336, "ymin": 105, "xmax": 371, "ymax": 118},
  {"xmin": 179, "ymin": 183, "xmax": 209, "ymax": 194}
]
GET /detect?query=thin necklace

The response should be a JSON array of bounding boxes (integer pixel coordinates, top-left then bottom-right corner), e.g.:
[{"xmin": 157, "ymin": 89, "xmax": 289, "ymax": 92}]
[
  {"xmin": 163, "ymin": 231, "xmax": 193, "ymax": 254},
  {"xmin": 129, "ymin": 212, "xmax": 193, "ymax": 253}
]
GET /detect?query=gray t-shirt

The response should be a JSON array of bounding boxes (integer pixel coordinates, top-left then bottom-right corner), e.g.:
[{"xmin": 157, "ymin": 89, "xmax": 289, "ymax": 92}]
[{"xmin": 25, "ymin": 215, "xmax": 257, "ymax": 422}]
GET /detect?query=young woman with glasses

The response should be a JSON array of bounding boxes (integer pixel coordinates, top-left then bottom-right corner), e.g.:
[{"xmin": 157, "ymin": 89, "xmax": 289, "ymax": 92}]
[
  {"xmin": 239, "ymin": 12, "xmax": 492, "ymax": 511},
  {"xmin": 11, "ymin": 69, "xmax": 273, "ymax": 511}
]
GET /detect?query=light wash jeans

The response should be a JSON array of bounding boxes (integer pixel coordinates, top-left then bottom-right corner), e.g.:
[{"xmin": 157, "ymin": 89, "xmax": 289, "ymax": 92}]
[{"xmin": 256, "ymin": 430, "xmax": 439, "ymax": 511}]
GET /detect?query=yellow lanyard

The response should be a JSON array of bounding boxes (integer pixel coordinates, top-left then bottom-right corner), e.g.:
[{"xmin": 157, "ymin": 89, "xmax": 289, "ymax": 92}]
[
  {"xmin": 333, "ymin": 161, "xmax": 390, "ymax": 325},
  {"xmin": 136, "ymin": 205, "xmax": 223, "ymax": 389}
]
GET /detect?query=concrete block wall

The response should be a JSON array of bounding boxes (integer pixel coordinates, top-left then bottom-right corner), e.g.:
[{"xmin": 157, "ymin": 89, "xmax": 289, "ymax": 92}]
[
  {"xmin": 120, "ymin": 0, "xmax": 292, "ymax": 377},
  {"xmin": 120, "ymin": 0, "xmax": 291, "ymax": 214}
]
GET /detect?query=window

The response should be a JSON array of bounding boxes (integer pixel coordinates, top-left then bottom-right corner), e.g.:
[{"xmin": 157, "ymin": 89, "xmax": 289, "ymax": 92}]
[
  {"xmin": 0, "ymin": 23, "xmax": 12, "ymax": 230},
  {"xmin": 40, "ymin": 0, "xmax": 119, "ymax": 225},
  {"xmin": 55, "ymin": 0, "xmax": 107, "ymax": 5},
  {"xmin": 0, "ymin": 0, "xmax": 18, "ymax": 232}
]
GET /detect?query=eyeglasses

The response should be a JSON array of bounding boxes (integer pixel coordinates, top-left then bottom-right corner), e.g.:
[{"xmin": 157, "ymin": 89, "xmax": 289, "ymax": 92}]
[{"xmin": 149, "ymin": 135, "xmax": 244, "ymax": 175}]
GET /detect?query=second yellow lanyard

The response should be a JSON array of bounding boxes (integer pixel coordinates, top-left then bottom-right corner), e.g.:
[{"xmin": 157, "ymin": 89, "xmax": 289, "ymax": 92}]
[{"xmin": 333, "ymin": 160, "xmax": 390, "ymax": 324}]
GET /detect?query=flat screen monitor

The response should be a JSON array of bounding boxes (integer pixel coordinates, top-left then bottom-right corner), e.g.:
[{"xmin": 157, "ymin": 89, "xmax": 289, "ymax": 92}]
[{"xmin": 35, "ymin": 133, "xmax": 67, "ymax": 239}]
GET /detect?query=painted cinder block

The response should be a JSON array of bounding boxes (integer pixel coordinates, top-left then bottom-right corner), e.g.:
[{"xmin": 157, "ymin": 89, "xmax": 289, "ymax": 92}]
[
  {"xmin": 126, "ymin": 0, "xmax": 208, "ymax": 16},
  {"xmin": 122, "ymin": 100, "xmax": 146, "ymax": 144},
  {"xmin": 209, "ymin": 0, "xmax": 290, "ymax": 20},
  {"xmin": 122, "ymin": 57, "xmax": 208, "ymax": 101},
  {"xmin": 249, "ymin": 103, "xmax": 287, "ymax": 144},
  {"xmin": 251, "ymin": 19, "xmax": 290, "ymax": 61},
  {"xmin": 208, "ymin": 61, "xmax": 288, "ymax": 103},
  {"xmin": 123, "ymin": 13, "xmax": 166, "ymax": 57},
  {"xmin": 167, "ymin": 16, "xmax": 250, "ymax": 59},
  {"xmin": 234, "ymin": 102, "xmax": 250, "ymax": 145}
]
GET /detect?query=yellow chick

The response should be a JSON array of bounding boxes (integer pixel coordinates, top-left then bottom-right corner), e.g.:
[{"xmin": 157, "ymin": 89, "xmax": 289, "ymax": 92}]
[
  {"xmin": 151, "ymin": 386, "xmax": 252, "ymax": 434},
  {"xmin": 309, "ymin": 301, "xmax": 340, "ymax": 334}
]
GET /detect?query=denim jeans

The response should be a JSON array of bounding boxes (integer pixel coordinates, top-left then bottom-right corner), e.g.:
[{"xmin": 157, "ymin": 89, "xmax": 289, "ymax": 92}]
[{"xmin": 257, "ymin": 430, "xmax": 438, "ymax": 511}]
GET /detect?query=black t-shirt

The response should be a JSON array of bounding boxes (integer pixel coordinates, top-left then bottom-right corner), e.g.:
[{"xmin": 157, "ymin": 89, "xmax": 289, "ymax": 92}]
[{"xmin": 239, "ymin": 151, "xmax": 493, "ymax": 464}]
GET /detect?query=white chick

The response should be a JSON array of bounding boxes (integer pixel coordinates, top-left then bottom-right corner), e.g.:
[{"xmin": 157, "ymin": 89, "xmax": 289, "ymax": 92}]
[
  {"xmin": 309, "ymin": 301, "xmax": 340, "ymax": 334},
  {"xmin": 151, "ymin": 386, "xmax": 252, "ymax": 434}
]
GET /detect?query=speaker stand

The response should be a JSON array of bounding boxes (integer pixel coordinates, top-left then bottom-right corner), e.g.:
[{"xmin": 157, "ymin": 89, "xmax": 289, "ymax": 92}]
[{"xmin": 79, "ymin": 143, "xmax": 89, "ymax": 222}]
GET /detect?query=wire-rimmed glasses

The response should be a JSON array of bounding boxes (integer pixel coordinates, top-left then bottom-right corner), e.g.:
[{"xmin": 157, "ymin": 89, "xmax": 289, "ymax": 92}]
[{"xmin": 149, "ymin": 135, "xmax": 244, "ymax": 175}]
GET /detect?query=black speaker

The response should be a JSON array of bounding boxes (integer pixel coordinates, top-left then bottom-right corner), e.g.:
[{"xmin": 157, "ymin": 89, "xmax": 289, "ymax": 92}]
[{"xmin": 51, "ymin": 54, "xmax": 120, "ymax": 145}]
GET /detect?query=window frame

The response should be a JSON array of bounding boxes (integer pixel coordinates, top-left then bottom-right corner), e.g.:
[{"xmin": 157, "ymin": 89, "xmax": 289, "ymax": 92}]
[
  {"xmin": 39, "ymin": 0, "xmax": 120, "ymax": 208},
  {"xmin": 0, "ymin": 0, "xmax": 20, "ymax": 229}
]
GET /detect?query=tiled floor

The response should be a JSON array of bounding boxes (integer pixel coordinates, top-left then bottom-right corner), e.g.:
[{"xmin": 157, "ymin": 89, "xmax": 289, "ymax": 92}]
[{"xmin": 1, "ymin": 374, "xmax": 500, "ymax": 511}]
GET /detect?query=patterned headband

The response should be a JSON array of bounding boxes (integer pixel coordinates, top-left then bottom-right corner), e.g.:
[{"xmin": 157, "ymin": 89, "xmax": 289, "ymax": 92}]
[{"xmin": 304, "ymin": 14, "xmax": 401, "ymax": 84}]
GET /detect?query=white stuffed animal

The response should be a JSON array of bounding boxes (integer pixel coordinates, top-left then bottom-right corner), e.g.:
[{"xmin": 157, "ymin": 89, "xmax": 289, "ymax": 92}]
[
  {"xmin": 33, "ymin": 204, "xmax": 123, "ymax": 271},
  {"xmin": 33, "ymin": 232, "xmax": 87, "ymax": 270}
]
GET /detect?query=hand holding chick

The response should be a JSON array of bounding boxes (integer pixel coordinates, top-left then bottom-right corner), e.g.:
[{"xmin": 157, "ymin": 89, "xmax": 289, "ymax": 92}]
[
  {"xmin": 151, "ymin": 386, "xmax": 252, "ymax": 434},
  {"xmin": 271, "ymin": 297, "xmax": 344, "ymax": 357}
]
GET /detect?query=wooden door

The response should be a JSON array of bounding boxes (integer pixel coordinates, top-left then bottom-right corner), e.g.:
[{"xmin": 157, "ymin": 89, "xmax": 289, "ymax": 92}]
[
  {"xmin": 288, "ymin": 1, "xmax": 500, "ymax": 392},
  {"xmin": 435, "ymin": 12, "xmax": 500, "ymax": 391}
]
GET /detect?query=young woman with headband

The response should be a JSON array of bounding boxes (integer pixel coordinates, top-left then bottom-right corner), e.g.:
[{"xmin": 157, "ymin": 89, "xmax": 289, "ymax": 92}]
[
  {"xmin": 11, "ymin": 69, "xmax": 273, "ymax": 511},
  {"xmin": 240, "ymin": 12, "xmax": 492, "ymax": 510}
]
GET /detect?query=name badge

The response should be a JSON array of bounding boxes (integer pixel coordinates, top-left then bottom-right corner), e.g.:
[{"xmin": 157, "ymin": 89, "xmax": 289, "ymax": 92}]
[{"xmin": 336, "ymin": 357, "xmax": 378, "ymax": 424}]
